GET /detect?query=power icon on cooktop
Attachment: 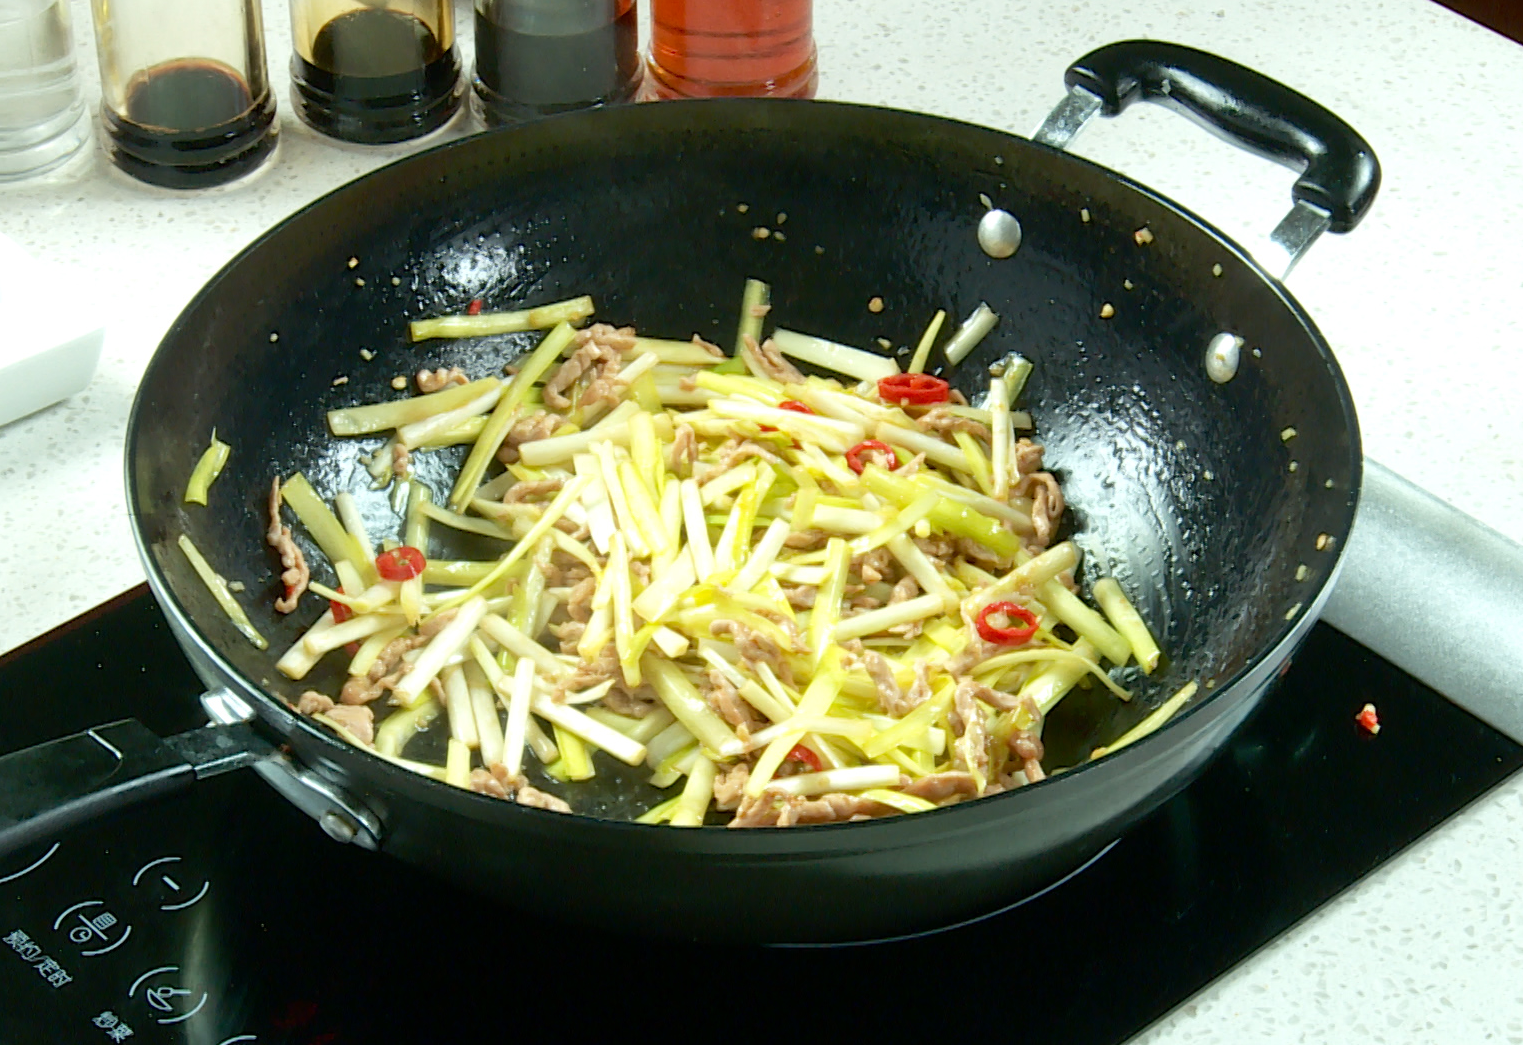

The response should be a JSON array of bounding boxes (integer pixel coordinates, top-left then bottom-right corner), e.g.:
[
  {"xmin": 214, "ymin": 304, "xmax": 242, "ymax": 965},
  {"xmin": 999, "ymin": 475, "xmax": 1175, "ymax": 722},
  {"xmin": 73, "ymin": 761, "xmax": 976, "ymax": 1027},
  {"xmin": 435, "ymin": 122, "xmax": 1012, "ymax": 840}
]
[{"xmin": 131, "ymin": 856, "xmax": 210, "ymax": 911}]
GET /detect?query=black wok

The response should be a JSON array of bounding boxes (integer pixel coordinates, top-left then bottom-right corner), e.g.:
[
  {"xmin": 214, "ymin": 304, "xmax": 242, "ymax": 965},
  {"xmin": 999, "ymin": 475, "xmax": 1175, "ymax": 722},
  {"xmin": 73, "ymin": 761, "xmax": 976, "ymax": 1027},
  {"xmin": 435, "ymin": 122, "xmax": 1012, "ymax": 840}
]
[{"xmin": 1, "ymin": 41, "xmax": 1376, "ymax": 943}]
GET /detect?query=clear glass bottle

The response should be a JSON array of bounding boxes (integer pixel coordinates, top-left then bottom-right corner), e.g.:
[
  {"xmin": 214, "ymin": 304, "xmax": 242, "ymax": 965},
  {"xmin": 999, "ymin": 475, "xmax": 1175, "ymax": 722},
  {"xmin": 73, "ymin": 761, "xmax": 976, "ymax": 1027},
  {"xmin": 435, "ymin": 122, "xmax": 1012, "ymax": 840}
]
[
  {"xmin": 0, "ymin": 0, "xmax": 91, "ymax": 180},
  {"xmin": 472, "ymin": 0, "xmax": 641, "ymax": 126},
  {"xmin": 289, "ymin": 0, "xmax": 461, "ymax": 144},
  {"xmin": 89, "ymin": 0, "xmax": 277, "ymax": 188},
  {"xmin": 645, "ymin": 0, "xmax": 816, "ymax": 100}
]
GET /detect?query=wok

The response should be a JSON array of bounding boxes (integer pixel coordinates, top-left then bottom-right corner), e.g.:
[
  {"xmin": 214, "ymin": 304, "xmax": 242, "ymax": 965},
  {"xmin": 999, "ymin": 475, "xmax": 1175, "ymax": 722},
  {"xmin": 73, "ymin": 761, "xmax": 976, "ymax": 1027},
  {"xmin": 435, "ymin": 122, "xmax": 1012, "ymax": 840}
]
[{"xmin": 0, "ymin": 41, "xmax": 1377, "ymax": 943}]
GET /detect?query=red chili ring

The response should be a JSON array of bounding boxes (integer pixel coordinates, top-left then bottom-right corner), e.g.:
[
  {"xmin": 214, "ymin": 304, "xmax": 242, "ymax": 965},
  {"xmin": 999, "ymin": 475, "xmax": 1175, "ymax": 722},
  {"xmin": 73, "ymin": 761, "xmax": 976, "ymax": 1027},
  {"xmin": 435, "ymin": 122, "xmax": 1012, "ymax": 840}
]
[
  {"xmin": 846, "ymin": 439, "xmax": 897, "ymax": 475},
  {"xmin": 879, "ymin": 372, "xmax": 951, "ymax": 405},
  {"xmin": 778, "ymin": 400, "xmax": 815, "ymax": 414},
  {"xmin": 786, "ymin": 744, "xmax": 822, "ymax": 771},
  {"xmin": 376, "ymin": 546, "xmax": 426, "ymax": 582},
  {"xmin": 975, "ymin": 601, "xmax": 1040, "ymax": 645}
]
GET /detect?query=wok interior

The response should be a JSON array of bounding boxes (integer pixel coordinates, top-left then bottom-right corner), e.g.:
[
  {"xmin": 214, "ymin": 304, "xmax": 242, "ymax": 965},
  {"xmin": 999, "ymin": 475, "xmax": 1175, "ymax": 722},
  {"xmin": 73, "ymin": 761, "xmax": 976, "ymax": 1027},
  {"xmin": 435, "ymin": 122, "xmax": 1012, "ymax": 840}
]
[{"xmin": 131, "ymin": 101, "xmax": 1358, "ymax": 812}]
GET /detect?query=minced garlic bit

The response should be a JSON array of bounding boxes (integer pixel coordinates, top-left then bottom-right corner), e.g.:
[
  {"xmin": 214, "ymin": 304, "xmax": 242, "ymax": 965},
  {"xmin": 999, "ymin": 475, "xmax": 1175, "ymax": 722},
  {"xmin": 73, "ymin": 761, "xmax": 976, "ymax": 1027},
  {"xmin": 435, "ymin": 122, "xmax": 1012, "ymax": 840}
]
[
  {"xmin": 814, "ymin": 245, "xmax": 825, "ymax": 255},
  {"xmin": 737, "ymin": 202, "xmax": 749, "ymax": 213},
  {"xmin": 1324, "ymin": 479, "xmax": 1335, "ymax": 489},
  {"xmin": 868, "ymin": 296, "xmax": 885, "ymax": 313},
  {"xmin": 228, "ymin": 580, "xmax": 245, "ymax": 592},
  {"xmin": 1175, "ymin": 440, "xmax": 1187, "ymax": 452},
  {"xmin": 994, "ymin": 155, "xmax": 1004, "ymax": 165},
  {"xmin": 1212, "ymin": 263, "xmax": 1223, "ymax": 277},
  {"xmin": 391, "ymin": 375, "xmax": 407, "ymax": 390},
  {"xmin": 1123, "ymin": 279, "xmax": 1134, "ymax": 290},
  {"xmin": 1252, "ymin": 347, "xmax": 1262, "ymax": 358},
  {"xmin": 1284, "ymin": 601, "xmax": 1302, "ymax": 620},
  {"xmin": 1099, "ymin": 303, "xmax": 1115, "ymax": 319},
  {"xmin": 347, "ymin": 257, "xmax": 359, "ymax": 269},
  {"xmin": 1295, "ymin": 564, "xmax": 1308, "ymax": 581},
  {"xmin": 359, "ymin": 348, "xmax": 375, "ymax": 361},
  {"xmin": 1316, "ymin": 533, "xmax": 1331, "ymax": 550},
  {"xmin": 332, "ymin": 375, "xmax": 349, "ymax": 386},
  {"xmin": 751, "ymin": 226, "xmax": 771, "ymax": 240},
  {"xmin": 1288, "ymin": 461, "xmax": 1298, "ymax": 473},
  {"xmin": 1281, "ymin": 427, "xmax": 1298, "ymax": 442},
  {"xmin": 354, "ymin": 277, "xmax": 366, "ymax": 287},
  {"xmin": 391, "ymin": 276, "xmax": 402, "ymax": 286},
  {"xmin": 979, "ymin": 192, "xmax": 993, "ymax": 210},
  {"xmin": 269, "ymin": 332, "xmax": 279, "ymax": 343},
  {"xmin": 1080, "ymin": 207, "xmax": 1091, "ymax": 222},
  {"xmin": 776, "ymin": 212, "xmax": 787, "ymax": 224},
  {"xmin": 875, "ymin": 337, "xmax": 892, "ymax": 349},
  {"xmin": 1204, "ymin": 678, "xmax": 1217, "ymax": 689},
  {"xmin": 1202, "ymin": 470, "xmax": 1213, "ymax": 481},
  {"xmin": 1134, "ymin": 227, "xmax": 1154, "ymax": 245},
  {"xmin": 773, "ymin": 231, "xmax": 786, "ymax": 243}
]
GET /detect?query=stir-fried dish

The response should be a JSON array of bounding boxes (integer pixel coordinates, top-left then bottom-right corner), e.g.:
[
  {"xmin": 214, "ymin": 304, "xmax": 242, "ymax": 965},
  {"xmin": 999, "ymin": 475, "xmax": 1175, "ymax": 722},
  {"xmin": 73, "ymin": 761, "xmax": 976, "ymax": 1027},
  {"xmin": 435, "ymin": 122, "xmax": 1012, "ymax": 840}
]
[{"xmin": 184, "ymin": 280, "xmax": 1190, "ymax": 826}]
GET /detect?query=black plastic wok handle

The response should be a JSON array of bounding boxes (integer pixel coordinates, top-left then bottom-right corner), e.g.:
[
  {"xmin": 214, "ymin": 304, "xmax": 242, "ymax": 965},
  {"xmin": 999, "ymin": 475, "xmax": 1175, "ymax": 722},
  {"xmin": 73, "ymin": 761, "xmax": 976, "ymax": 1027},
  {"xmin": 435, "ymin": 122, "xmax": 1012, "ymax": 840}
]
[
  {"xmin": 0, "ymin": 719, "xmax": 270, "ymax": 857},
  {"xmin": 1064, "ymin": 40, "xmax": 1380, "ymax": 233}
]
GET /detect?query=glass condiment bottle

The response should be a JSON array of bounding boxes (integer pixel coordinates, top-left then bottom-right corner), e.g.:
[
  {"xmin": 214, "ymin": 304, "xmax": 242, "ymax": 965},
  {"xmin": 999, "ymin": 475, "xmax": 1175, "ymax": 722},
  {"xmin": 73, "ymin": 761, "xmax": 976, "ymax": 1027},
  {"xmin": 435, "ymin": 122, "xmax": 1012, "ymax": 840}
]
[
  {"xmin": 89, "ymin": 0, "xmax": 277, "ymax": 188},
  {"xmin": 0, "ymin": 0, "xmax": 91, "ymax": 180},
  {"xmin": 288, "ymin": 0, "xmax": 461, "ymax": 143},
  {"xmin": 472, "ymin": 0, "xmax": 641, "ymax": 126},
  {"xmin": 645, "ymin": 0, "xmax": 816, "ymax": 100}
]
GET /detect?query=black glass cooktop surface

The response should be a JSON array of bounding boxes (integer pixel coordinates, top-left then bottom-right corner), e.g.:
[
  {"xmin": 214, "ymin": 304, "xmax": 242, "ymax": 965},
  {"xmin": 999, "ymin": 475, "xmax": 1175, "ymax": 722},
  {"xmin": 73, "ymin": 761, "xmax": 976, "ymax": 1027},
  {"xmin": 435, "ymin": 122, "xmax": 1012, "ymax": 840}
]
[{"xmin": 2, "ymin": 586, "xmax": 1519, "ymax": 1044}]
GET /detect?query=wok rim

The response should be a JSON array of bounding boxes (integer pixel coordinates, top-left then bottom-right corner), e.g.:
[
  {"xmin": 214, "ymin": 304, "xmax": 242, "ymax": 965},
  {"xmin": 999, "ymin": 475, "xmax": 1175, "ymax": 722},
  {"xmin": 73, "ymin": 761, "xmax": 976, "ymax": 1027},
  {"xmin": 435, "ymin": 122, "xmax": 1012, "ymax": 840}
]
[{"xmin": 124, "ymin": 96, "xmax": 1364, "ymax": 841}]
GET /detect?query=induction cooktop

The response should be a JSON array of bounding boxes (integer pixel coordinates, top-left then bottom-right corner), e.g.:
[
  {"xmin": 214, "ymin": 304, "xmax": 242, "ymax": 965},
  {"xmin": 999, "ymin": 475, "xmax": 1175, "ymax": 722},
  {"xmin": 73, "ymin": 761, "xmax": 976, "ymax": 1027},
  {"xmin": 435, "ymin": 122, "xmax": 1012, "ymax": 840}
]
[{"xmin": 2, "ymin": 585, "xmax": 1519, "ymax": 1044}]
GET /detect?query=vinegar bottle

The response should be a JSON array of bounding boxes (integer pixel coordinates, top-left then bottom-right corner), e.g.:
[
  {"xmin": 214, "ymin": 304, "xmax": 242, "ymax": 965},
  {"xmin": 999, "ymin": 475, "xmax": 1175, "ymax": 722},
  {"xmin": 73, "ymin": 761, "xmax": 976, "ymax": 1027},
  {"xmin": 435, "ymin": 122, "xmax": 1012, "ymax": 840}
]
[{"xmin": 645, "ymin": 0, "xmax": 817, "ymax": 100}]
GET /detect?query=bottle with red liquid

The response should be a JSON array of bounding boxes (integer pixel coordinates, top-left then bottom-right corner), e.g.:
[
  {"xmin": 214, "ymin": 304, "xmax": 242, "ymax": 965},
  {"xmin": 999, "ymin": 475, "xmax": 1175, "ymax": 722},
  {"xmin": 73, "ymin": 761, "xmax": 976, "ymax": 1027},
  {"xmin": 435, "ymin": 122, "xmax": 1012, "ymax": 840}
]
[{"xmin": 645, "ymin": 0, "xmax": 817, "ymax": 100}]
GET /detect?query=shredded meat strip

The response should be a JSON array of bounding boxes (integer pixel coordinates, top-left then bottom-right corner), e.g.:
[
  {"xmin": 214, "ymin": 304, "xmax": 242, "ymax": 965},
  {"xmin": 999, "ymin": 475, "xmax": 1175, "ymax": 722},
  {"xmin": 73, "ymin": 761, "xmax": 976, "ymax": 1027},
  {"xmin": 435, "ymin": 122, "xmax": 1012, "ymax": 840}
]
[
  {"xmin": 670, "ymin": 423, "xmax": 698, "ymax": 474},
  {"xmin": 323, "ymin": 704, "xmax": 374, "ymax": 746},
  {"xmin": 783, "ymin": 529, "xmax": 829, "ymax": 550},
  {"xmin": 691, "ymin": 334, "xmax": 725, "ymax": 358},
  {"xmin": 296, "ymin": 691, "xmax": 334, "ymax": 716},
  {"xmin": 495, "ymin": 411, "xmax": 564, "ymax": 464},
  {"xmin": 416, "ymin": 366, "xmax": 467, "ymax": 393},
  {"xmin": 900, "ymin": 771, "xmax": 979, "ymax": 802},
  {"xmin": 741, "ymin": 333, "xmax": 804, "ymax": 384},
  {"xmin": 712, "ymin": 761, "xmax": 751, "ymax": 811},
  {"xmin": 339, "ymin": 609, "xmax": 456, "ymax": 706},
  {"xmin": 471, "ymin": 764, "xmax": 574, "ymax": 812},
  {"xmin": 391, "ymin": 442, "xmax": 411, "ymax": 479},
  {"xmin": 783, "ymin": 584, "xmax": 817, "ymax": 609},
  {"xmin": 501, "ymin": 477, "xmax": 564, "ymax": 504},
  {"xmin": 543, "ymin": 327, "xmax": 627, "ymax": 410},
  {"xmin": 1009, "ymin": 729, "xmax": 1046, "ymax": 783},
  {"xmin": 952, "ymin": 678, "xmax": 990, "ymax": 783},
  {"xmin": 604, "ymin": 685, "xmax": 658, "ymax": 718},
  {"xmin": 1017, "ymin": 471, "xmax": 1065, "ymax": 548},
  {"xmin": 715, "ymin": 436, "xmax": 785, "ymax": 470},
  {"xmin": 266, "ymin": 478, "xmax": 310, "ymax": 614},
  {"xmin": 854, "ymin": 547, "xmax": 894, "ymax": 586},
  {"xmin": 704, "ymin": 668, "xmax": 758, "ymax": 729},
  {"xmin": 565, "ymin": 574, "xmax": 597, "ymax": 622},
  {"xmin": 958, "ymin": 536, "xmax": 1011, "ymax": 570},
  {"xmin": 710, "ymin": 619, "xmax": 793, "ymax": 685},
  {"xmin": 730, "ymin": 791, "xmax": 898, "ymax": 828},
  {"xmin": 861, "ymin": 650, "xmax": 910, "ymax": 715},
  {"xmin": 915, "ymin": 406, "xmax": 991, "ymax": 442},
  {"xmin": 1013, "ymin": 437, "xmax": 1045, "ymax": 477}
]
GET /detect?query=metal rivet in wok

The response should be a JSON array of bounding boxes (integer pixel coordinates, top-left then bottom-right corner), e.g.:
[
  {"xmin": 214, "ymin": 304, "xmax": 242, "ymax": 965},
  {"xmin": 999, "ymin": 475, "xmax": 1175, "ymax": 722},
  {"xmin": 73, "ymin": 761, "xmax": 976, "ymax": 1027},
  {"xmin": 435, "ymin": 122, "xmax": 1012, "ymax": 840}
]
[
  {"xmin": 319, "ymin": 809, "xmax": 359, "ymax": 845},
  {"xmin": 978, "ymin": 208, "xmax": 1022, "ymax": 259}
]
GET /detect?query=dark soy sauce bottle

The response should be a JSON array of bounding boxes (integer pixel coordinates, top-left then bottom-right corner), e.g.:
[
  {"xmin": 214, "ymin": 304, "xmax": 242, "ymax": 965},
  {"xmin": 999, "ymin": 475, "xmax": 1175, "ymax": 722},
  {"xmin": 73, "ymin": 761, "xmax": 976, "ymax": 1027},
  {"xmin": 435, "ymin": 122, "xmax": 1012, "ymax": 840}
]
[
  {"xmin": 88, "ymin": 1, "xmax": 278, "ymax": 188},
  {"xmin": 472, "ymin": 0, "xmax": 641, "ymax": 126},
  {"xmin": 290, "ymin": 1, "xmax": 462, "ymax": 144}
]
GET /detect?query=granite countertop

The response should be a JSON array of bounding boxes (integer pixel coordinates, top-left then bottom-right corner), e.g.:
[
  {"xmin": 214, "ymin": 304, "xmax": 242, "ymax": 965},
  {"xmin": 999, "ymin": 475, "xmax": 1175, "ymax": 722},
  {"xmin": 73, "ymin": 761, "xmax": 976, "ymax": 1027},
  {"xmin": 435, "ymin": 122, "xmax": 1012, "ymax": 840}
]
[{"xmin": 2, "ymin": 0, "xmax": 1521, "ymax": 1040}]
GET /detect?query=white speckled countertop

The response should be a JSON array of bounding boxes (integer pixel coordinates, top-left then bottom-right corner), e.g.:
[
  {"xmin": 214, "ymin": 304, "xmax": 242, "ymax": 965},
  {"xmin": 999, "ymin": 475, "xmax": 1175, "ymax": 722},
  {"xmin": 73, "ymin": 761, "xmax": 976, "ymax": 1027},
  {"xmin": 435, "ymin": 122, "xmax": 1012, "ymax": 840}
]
[{"xmin": 3, "ymin": 1, "xmax": 1521, "ymax": 1040}]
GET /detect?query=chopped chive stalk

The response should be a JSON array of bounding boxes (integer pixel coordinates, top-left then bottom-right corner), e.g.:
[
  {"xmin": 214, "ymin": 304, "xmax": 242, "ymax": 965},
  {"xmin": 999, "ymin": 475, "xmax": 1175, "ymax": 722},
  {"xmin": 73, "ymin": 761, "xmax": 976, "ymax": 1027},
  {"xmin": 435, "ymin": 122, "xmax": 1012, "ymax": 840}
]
[
  {"xmin": 770, "ymin": 327, "xmax": 901, "ymax": 381},
  {"xmin": 177, "ymin": 534, "xmax": 267, "ymax": 650},
  {"xmin": 1092, "ymin": 681, "xmax": 1198, "ymax": 759},
  {"xmin": 1092, "ymin": 577, "xmax": 1162, "ymax": 673},
  {"xmin": 184, "ymin": 431, "xmax": 231, "ymax": 505},
  {"xmin": 444, "ymin": 737, "xmax": 471, "ymax": 789},
  {"xmin": 1038, "ymin": 579, "xmax": 1132, "ymax": 666},
  {"xmin": 374, "ymin": 697, "xmax": 440, "ymax": 757},
  {"xmin": 408, "ymin": 294, "xmax": 594, "ymax": 341},
  {"xmin": 734, "ymin": 278, "xmax": 771, "ymax": 359},
  {"xmin": 328, "ymin": 377, "xmax": 501, "ymax": 436},
  {"xmin": 669, "ymin": 755, "xmax": 717, "ymax": 827},
  {"xmin": 942, "ymin": 302, "xmax": 999, "ymax": 366},
  {"xmin": 907, "ymin": 309, "xmax": 947, "ymax": 374}
]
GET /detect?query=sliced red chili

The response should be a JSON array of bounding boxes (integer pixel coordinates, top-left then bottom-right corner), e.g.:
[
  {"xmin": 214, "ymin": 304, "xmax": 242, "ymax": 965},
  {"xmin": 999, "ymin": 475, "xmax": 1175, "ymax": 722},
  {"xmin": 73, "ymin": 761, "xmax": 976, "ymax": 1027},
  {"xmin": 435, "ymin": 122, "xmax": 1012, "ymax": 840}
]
[
  {"xmin": 975, "ymin": 601, "xmax": 1039, "ymax": 645},
  {"xmin": 786, "ymin": 744, "xmax": 822, "ymax": 772},
  {"xmin": 778, "ymin": 400, "xmax": 815, "ymax": 414},
  {"xmin": 1355, "ymin": 703, "xmax": 1381, "ymax": 735},
  {"xmin": 376, "ymin": 546, "xmax": 426, "ymax": 582},
  {"xmin": 466, "ymin": 298, "xmax": 484, "ymax": 315},
  {"xmin": 329, "ymin": 598, "xmax": 353, "ymax": 624},
  {"xmin": 846, "ymin": 439, "xmax": 897, "ymax": 475},
  {"xmin": 878, "ymin": 372, "xmax": 950, "ymax": 405}
]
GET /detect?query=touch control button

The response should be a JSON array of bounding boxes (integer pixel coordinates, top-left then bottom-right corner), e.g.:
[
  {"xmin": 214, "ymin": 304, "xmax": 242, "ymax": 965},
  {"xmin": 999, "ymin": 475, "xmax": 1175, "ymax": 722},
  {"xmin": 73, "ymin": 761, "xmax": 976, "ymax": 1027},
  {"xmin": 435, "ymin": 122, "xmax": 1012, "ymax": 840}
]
[
  {"xmin": 128, "ymin": 965, "xmax": 209, "ymax": 1025},
  {"xmin": 131, "ymin": 856, "xmax": 210, "ymax": 911},
  {"xmin": 54, "ymin": 900, "xmax": 132, "ymax": 956}
]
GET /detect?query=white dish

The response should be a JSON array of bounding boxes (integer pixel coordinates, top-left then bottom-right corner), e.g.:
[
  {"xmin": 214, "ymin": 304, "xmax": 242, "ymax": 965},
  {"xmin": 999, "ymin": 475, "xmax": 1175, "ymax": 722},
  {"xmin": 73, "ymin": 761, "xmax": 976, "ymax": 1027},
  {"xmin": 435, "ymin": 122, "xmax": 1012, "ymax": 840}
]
[{"xmin": 0, "ymin": 232, "xmax": 105, "ymax": 429}]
